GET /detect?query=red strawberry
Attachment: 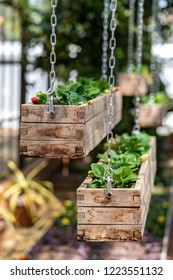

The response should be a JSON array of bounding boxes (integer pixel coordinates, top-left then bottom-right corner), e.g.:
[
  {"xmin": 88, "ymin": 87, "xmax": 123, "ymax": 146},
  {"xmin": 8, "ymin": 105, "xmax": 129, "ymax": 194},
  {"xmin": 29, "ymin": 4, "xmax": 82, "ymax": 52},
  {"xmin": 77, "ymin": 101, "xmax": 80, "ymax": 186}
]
[
  {"xmin": 113, "ymin": 86, "xmax": 119, "ymax": 92},
  {"xmin": 31, "ymin": 97, "xmax": 39, "ymax": 104}
]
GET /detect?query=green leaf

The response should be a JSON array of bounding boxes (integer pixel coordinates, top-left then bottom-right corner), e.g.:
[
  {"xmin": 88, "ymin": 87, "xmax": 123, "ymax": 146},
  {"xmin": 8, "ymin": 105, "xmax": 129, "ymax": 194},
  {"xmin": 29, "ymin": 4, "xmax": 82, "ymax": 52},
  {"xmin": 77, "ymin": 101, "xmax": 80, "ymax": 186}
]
[
  {"xmin": 97, "ymin": 153, "xmax": 107, "ymax": 161},
  {"xmin": 122, "ymin": 174, "xmax": 138, "ymax": 183},
  {"xmin": 91, "ymin": 163, "xmax": 105, "ymax": 178},
  {"xmin": 112, "ymin": 171, "xmax": 122, "ymax": 183},
  {"xmin": 121, "ymin": 166, "xmax": 134, "ymax": 178},
  {"xmin": 68, "ymin": 91, "xmax": 85, "ymax": 105},
  {"xmin": 87, "ymin": 179, "xmax": 103, "ymax": 188}
]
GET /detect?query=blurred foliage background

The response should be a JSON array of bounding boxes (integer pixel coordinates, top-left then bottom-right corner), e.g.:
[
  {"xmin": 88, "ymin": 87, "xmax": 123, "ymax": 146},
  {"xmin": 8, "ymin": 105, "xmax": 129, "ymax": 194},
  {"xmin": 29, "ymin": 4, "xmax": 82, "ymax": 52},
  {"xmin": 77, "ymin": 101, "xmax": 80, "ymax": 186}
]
[{"xmin": 0, "ymin": 0, "xmax": 172, "ymax": 81}]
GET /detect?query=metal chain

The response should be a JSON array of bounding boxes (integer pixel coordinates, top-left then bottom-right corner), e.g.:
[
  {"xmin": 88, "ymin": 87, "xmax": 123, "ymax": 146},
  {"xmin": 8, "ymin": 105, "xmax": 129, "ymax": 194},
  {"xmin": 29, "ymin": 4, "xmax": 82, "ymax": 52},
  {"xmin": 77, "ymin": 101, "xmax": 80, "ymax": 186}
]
[
  {"xmin": 149, "ymin": 0, "xmax": 158, "ymax": 104},
  {"xmin": 101, "ymin": 0, "xmax": 109, "ymax": 80},
  {"xmin": 103, "ymin": 0, "xmax": 117, "ymax": 199},
  {"xmin": 132, "ymin": 0, "xmax": 145, "ymax": 135},
  {"xmin": 46, "ymin": 0, "xmax": 58, "ymax": 117},
  {"xmin": 127, "ymin": 0, "xmax": 136, "ymax": 74}
]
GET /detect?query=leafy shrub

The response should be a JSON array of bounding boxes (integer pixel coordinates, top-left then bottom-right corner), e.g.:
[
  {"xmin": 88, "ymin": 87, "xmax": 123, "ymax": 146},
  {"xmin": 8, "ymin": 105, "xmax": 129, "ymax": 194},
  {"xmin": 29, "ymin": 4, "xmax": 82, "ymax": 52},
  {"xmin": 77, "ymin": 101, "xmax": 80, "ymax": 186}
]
[{"xmin": 53, "ymin": 200, "xmax": 77, "ymax": 229}]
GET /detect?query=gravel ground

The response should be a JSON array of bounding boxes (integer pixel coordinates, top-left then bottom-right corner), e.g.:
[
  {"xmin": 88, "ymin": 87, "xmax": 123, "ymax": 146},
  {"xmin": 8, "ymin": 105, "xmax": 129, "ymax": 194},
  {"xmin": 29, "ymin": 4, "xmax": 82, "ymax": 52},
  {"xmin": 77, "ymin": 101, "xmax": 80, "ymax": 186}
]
[{"xmin": 28, "ymin": 226, "xmax": 162, "ymax": 260}]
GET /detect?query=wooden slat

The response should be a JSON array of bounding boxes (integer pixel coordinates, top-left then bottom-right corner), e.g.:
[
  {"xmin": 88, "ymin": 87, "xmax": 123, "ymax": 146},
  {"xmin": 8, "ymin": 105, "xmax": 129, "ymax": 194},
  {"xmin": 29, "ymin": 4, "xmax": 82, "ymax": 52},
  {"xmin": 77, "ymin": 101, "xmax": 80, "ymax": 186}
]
[
  {"xmin": 139, "ymin": 158, "xmax": 150, "ymax": 190},
  {"xmin": 117, "ymin": 73, "xmax": 148, "ymax": 96},
  {"xmin": 77, "ymin": 224, "xmax": 142, "ymax": 242},
  {"xmin": 84, "ymin": 110, "xmax": 122, "ymax": 156},
  {"xmin": 139, "ymin": 104, "xmax": 166, "ymax": 128},
  {"xmin": 77, "ymin": 181, "xmax": 141, "ymax": 207},
  {"xmin": 150, "ymin": 137, "xmax": 157, "ymax": 161},
  {"xmin": 141, "ymin": 185, "xmax": 152, "ymax": 236},
  {"xmin": 78, "ymin": 207, "xmax": 141, "ymax": 224},
  {"xmin": 84, "ymin": 91, "xmax": 122, "ymax": 123},
  {"xmin": 21, "ymin": 104, "xmax": 86, "ymax": 124},
  {"xmin": 20, "ymin": 123, "xmax": 84, "ymax": 141},
  {"xmin": 141, "ymin": 169, "xmax": 153, "ymax": 235},
  {"xmin": 20, "ymin": 140, "xmax": 84, "ymax": 159}
]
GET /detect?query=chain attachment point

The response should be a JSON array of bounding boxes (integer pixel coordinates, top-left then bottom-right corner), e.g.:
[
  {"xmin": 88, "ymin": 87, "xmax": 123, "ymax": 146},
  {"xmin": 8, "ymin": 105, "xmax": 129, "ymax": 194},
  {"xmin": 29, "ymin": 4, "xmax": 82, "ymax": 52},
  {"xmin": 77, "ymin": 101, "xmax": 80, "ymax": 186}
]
[
  {"xmin": 46, "ymin": 88, "xmax": 56, "ymax": 118},
  {"xmin": 104, "ymin": 168, "xmax": 114, "ymax": 199}
]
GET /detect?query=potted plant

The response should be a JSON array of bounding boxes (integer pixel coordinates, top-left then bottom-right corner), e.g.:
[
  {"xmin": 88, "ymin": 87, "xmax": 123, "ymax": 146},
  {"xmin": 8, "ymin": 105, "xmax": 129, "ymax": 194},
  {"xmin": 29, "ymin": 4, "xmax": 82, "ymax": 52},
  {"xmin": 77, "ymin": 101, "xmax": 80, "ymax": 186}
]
[
  {"xmin": 0, "ymin": 200, "xmax": 15, "ymax": 252},
  {"xmin": 1, "ymin": 160, "xmax": 63, "ymax": 227},
  {"xmin": 77, "ymin": 132, "xmax": 157, "ymax": 242},
  {"xmin": 20, "ymin": 77, "xmax": 122, "ymax": 159},
  {"xmin": 139, "ymin": 91, "xmax": 169, "ymax": 127},
  {"xmin": 117, "ymin": 65, "xmax": 150, "ymax": 96}
]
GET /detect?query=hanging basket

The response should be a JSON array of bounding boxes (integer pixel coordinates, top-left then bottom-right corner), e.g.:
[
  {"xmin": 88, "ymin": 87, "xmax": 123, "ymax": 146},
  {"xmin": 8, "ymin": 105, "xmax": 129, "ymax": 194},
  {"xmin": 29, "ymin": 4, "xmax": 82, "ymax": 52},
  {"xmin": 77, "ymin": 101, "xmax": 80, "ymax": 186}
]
[
  {"xmin": 77, "ymin": 137, "xmax": 156, "ymax": 242},
  {"xmin": 139, "ymin": 104, "xmax": 166, "ymax": 128},
  {"xmin": 117, "ymin": 73, "xmax": 148, "ymax": 97},
  {"xmin": 19, "ymin": 91, "xmax": 122, "ymax": 159}
]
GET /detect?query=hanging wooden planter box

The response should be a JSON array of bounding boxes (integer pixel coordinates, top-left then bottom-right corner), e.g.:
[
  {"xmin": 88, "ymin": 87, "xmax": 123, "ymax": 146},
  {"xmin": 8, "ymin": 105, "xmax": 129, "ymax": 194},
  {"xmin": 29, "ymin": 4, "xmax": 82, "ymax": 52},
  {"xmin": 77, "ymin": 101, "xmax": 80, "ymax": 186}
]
[
  {"xmin": 19, "ymin": 91, "xmax": 122, "ymax": 159},
  {"xmin": 139, "ymin": 104, "xmax": 167, "ymax": 128},
  {"xmin": 77, "ymin": 137, "xmax": 156, "ymax": 242},
  {"xmin": 117, "ymin": 73, "xmax": 148, "ymax": 96}
]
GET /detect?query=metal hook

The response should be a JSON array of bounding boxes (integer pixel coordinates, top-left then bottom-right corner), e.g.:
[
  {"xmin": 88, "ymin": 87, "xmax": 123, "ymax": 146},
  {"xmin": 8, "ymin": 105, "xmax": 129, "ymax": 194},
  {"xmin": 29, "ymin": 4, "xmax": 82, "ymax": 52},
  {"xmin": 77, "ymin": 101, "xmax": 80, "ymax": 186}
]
[
  {"xmin": 104, "ymin": 175, "xmax": 113, "ymax": 199},
  {"xmin": 46, "ymin": 88, "xmax": 55, "ymax": 118}
]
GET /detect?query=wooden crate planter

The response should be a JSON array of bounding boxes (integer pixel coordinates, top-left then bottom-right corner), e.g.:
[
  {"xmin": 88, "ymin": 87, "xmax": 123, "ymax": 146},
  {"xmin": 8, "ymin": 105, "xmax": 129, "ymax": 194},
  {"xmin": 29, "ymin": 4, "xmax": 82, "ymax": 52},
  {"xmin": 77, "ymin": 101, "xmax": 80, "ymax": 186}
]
[
  {"xmin": 20, "ymin": 91, "xmax": 122, "ymax": 159},
  {"xmin": 117, "ymin": 73, "xmax": 148, "ymax": 96},
  {"xmin": 139, "ymin": 104, "xmax": 166, "ymax": 128},
  {"xmin": 77, "ymin": 137, "xmax": 156, "ymax": 242}
]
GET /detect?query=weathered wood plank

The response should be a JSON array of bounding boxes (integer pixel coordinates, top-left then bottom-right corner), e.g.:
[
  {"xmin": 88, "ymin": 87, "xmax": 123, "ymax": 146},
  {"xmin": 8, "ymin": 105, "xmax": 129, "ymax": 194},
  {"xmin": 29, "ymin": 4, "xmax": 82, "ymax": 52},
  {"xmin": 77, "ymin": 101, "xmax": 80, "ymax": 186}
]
[
  {"xmin": 150, "ymin": 137, "xmax": 157, "ymax": 161},
  {"xmin": 20, "ymin": 141, "xmax": 84, "ymax": 159},
  {"xmin": 20, "ymin": 123, "xmax": 84, "ymax": 141},
  {"xmin": 78, "ymin": 207, "xmax": 141, "ymax": 224},
  {"xmin": 139, "ymin": 104, "xmax": 166, "ymax": 128},
  {"xmin": 77, "ymin": 181, "xmax": 141, "ymax": 207},
  {"xmin": 84, "ymin": 111, "xmax": 122, "ymax": 156},
  {"xmin": 117, "ymin": 73, "xmax": 148, "ymax": 96},
  {"xmin": 77, "ymin": 224, "xmax": 142, "ymax": 242},
  {"xmin": 84, "ymin": 91, "xmax": 122, "ymax": 123},
  {"xmin": 21, "ymin": 104, "xmax": 86, "ymax": 124}
]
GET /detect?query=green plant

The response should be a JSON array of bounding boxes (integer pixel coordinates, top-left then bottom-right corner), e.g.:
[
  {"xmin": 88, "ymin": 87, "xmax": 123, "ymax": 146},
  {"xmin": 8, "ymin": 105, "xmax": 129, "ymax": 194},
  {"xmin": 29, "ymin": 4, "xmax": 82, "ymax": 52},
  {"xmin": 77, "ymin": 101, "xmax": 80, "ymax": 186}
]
[
  {"xmin": 140, "ymin": 92, "xmax": 169, "ymax": 107},
  {"xmin": 32, "ymin": 78, "xmax": 110, "ymax": 105},
  {"xmin": 2, "ymin": 160, "xmax": 63, "ymax": 226},
  {"xmin": 87, "ymin": 132, "xmax": 151, "ymax": 189}
]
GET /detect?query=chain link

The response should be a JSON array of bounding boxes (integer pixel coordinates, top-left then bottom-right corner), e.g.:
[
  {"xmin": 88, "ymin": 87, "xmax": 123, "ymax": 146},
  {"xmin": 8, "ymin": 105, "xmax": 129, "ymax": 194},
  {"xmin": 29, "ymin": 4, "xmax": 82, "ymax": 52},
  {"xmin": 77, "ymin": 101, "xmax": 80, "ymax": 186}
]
[
  {"xmin": 46, "ymin": 0, "xmax": 58, "ymax": 117},
  {"xmin": 103, "ymin": 0, "xmax": 117, "ymax": 199},
  {"xmin": 101, "ymin": 0, "xmax": 109, "ymax": 80},
  {"xmin": 132, "ymin": 0, "xmax": 144, "ymax": 135},
  {"xmin": 127, "ymin": 0, "xmax": 136, "ymax": 73},
  {"xmin": 149, "ymin": 0, "xmax": 158, "ymax": 104}
]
